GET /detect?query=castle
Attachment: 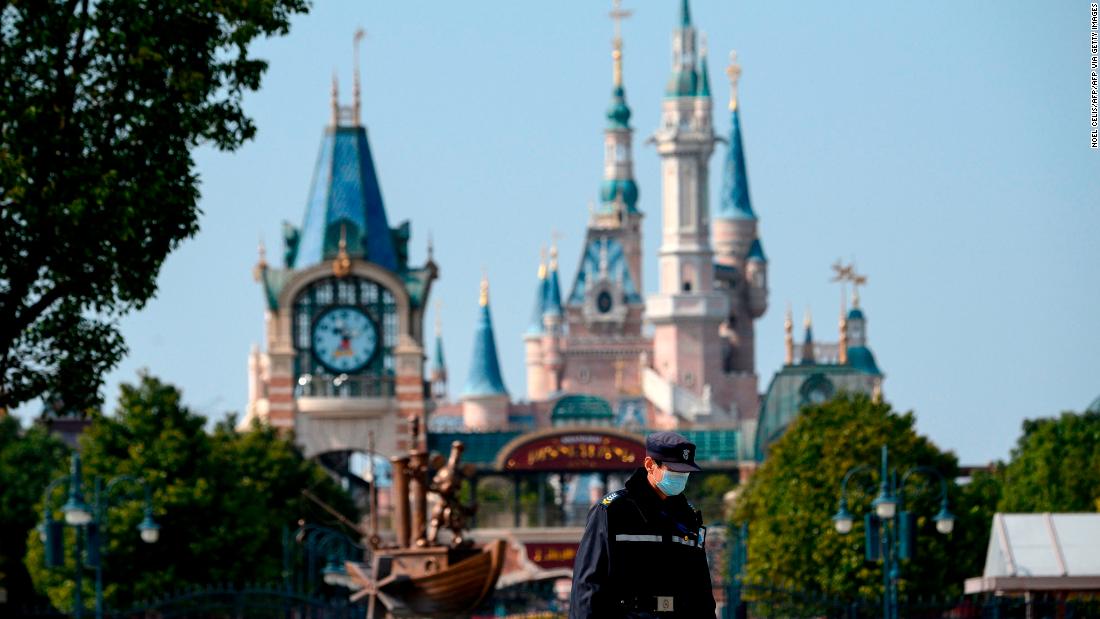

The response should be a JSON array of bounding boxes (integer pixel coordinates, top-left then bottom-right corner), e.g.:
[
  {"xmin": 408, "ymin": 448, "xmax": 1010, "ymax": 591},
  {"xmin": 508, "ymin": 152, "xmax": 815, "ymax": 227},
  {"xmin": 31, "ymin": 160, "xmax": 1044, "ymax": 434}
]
[{"xmin": 243, "ymin": 0, "xmax": 885, "ymax": 472}]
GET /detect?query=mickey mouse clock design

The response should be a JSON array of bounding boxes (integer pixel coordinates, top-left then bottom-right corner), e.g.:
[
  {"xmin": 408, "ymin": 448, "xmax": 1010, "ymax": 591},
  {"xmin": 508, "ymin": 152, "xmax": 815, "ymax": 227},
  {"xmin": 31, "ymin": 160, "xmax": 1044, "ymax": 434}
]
[{"xmin": 312, "ymin": 306, "xmax": 378, "ymax": 373}]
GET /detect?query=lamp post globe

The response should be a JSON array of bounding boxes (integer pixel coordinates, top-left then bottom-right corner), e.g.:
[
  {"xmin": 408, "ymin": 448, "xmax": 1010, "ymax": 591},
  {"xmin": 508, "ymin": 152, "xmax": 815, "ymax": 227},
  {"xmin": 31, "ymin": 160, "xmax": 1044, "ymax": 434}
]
[
  {"xmin": 62, "ymin": 497, "xmax": 93, "ymax": 526},
  {"xmin": 832, "ymin": 501, "xmax": 854, "ymax": 535},
  {"xmin": 872, "ymin": 489, "xmax": 897, "ymax": 520},
  {"xmin": 934, "ymin": 507, "xmax": 955, "ymax": 534},
  {"xmin": 138, "ymin": 514, "xmax": 160, "ymax": 543}
]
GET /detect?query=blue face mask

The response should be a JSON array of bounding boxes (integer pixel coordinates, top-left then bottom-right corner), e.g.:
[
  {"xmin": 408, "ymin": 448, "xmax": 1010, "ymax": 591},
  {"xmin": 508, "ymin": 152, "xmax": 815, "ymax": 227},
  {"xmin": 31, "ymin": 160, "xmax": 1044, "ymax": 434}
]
[{"xmin": 656, "ymin": 469, "xmax": 690, "ymax": 496}]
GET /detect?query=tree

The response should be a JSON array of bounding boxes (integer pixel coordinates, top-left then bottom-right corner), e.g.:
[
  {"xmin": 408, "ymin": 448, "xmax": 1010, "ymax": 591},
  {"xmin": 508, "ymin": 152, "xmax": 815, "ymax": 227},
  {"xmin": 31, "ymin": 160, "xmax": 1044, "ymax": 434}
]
[
  {"xmin": 26, "ymin": 374, "xmax": 357, "ymax": 612},
  {"xmin": 732, "ymin": 393, "xmax": 991, "ymax": 602},
  {"xmin": 0, "ymin": 416, "xmax": 70, "ymax": 609},
  {"xmin": 0, "ymin": 0, "xmax": 309, "ymax": 412},
  {"xmin": 998, "ymin": 411, "xmax": 1100, "ymax": 512}
]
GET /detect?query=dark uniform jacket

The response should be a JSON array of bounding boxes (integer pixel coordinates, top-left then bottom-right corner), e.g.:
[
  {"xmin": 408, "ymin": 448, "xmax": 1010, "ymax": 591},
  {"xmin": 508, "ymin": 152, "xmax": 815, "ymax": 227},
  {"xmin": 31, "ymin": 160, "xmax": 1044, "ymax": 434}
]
[{"xmin": 569, "ymin": 467, "xmax": 716, "ymax": 619}]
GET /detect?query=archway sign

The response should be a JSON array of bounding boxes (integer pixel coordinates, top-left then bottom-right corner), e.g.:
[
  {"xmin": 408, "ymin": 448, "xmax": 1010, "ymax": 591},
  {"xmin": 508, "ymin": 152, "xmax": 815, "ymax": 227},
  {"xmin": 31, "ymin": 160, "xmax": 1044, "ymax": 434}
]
[{"xmin": 493, "ymin": 427, "xmax": 646, "ymax": 472}]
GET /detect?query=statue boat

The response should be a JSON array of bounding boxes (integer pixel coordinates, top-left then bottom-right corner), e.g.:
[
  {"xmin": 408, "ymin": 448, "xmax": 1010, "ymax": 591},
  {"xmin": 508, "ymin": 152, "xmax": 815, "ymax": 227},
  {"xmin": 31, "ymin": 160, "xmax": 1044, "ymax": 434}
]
[{"xmin": 346, "ymin": 434, "xmax": 505, "ymax": 619}]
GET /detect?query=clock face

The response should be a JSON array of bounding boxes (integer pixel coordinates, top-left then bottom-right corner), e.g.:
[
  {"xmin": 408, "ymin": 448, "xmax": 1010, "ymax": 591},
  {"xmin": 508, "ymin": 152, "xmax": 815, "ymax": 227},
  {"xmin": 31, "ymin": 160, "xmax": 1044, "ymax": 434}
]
[
  {"xmin": 312, "ymin": 306, "xmax": 378, "ymax": 374},
  {"xmin": 596, "ymin": 290, "xmax": 613, "ymax": 314}
]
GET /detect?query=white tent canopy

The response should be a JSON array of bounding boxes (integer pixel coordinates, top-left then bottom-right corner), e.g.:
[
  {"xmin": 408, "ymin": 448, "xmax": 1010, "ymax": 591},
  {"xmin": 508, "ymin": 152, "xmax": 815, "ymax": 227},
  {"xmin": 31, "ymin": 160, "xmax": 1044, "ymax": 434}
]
[{"xmin": 965, "ymin": 513, "xmax": 1100, "ymax": 594}]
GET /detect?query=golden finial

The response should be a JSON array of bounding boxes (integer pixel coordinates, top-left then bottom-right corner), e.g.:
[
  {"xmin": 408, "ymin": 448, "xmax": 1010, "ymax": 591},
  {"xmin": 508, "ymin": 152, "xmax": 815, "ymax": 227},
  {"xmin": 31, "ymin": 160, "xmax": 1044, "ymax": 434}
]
[
  {"xmin": 479, "ymin": 272, "xmax": 490, "ymax": 307},
  {"xmin": 609, "ymin": 0, "xmax": 632, "ymax": 88},
  {"xmin": 850, "ymin": 269, "xmax": 867, "ymax": 308},
  {"xmin": 804, "ymin": 306, "xmax": 813, "ymax": 329},
  {"xmin": 252, "ymin": 236, "xmax": 268, "ymax": 283},
  {"xmin": 333, "ymin": 223, "xmax": 351, "ymax": 277},
  {"xmin": 549, "ymin": 230, "xmax": 562, "ymax": 271},
  {"xmin": 726, "ymin": 50, "xmax": 742, "ymax": 111},
  {"xmin": 784, "ymin": 303, "xmax": 794, "ymax": 365},
  {"xmin": 353, "ymin": 28, "xmax": 365, "ymax": 126},
  {"xmin": 838, "ymin": 290, "xmax": 849, "ymax": 365},
  {"xmin": 537, "ymin": 246, "xmax": 548, "ymax": 280},
  {"xmin": 331, "ymin": 72, "xmax": 340, "ymax": 126}
]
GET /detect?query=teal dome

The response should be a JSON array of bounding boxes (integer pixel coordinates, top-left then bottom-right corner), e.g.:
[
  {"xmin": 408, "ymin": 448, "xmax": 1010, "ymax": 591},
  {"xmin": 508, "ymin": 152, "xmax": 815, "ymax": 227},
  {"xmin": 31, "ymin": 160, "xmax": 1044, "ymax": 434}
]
[
  {"xmin": 606, "ymin": 86, "xmax": 632, "ymax": 128},
  {"xmin": 848, "ymin": 307, "xmax": 865, "ymax": 321},
  {"xmin": 847, "ymin": 345, "xmax": 881, "ymax": 376},
  {"xmin": 600, "ymin": 178, "xmax": 639, "ymax": 211}
]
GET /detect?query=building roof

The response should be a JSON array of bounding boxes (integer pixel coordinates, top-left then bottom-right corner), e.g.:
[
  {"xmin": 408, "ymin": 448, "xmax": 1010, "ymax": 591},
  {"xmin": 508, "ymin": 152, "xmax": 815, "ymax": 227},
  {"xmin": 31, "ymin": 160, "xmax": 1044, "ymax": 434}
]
[
  {"xmin": 551, "ymin": 394, "xmax": 614, "ymax": 422},
  {"xmin": 846, "ymin": 345, "xmax": 881, "ymax": 376},
  {"xmin": 544, "ymin": 266, "xmax": 563, "ymax": 317},
  {"xmin": 567, "ymin": 235, "xmax": 643, "ymax": 305},
  {"xmin": 746, "ymin": 238, "xmax": 767, "ymax": 262},
  {"xmin": 291, "ymin": 126, "xmax": 399, "ymax": 271},
  {"xmin": 965, "ymin": 513, "xmax": 1100, "ymax": 593},
  {"xmin": 755, "ymin": 365, "xmax": 881, "ymax": 461},
  {"xmin": 462, "ymin": 285, "xmax": 508, "ymax": 397},
  {"xmin": 716, "ymin": 107, "xmax": 757, "ymax": 221},
  {"xmin": 525, "ymin": 269, "xmax": 548, "ymax": 336}
]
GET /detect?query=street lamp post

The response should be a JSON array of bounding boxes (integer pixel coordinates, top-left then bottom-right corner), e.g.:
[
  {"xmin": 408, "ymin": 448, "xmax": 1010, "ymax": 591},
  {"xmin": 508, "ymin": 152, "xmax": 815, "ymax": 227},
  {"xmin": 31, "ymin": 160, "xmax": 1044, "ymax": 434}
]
[
  {"xmin": 40, "ymin": 452, "xmax": 160, "ymax": 619},
  {"xmin": 832, "ymin": 445, "xmax": 955, "ymax": 619},
  {"xmin": 287, "ymin": 523, "xmax": 366, "ymax": 592}
]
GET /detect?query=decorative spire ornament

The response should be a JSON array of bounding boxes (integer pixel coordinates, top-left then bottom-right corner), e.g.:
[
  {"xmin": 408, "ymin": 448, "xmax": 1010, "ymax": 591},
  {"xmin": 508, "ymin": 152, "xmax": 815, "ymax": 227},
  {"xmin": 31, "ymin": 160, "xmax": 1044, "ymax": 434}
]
[
  {"xmin": 609, "ymin": 0, "xmax": 632, "ymax": 88},
  {"xmin": 353, "ymin": 28, "xmax": 365, "ymax": 125},
  {"xmin": 726, "ymin": 50, "xmax": 742, "ymax": 111},
  {"xmin": 479, "ymin": 272, "xmax": 490, "ymax": 307},
  {"xmin": 784, "ymin": 303, "xmax": 794, "ymax": 365},
  {"xmin": 252, "ymin": 236, "xmax": 268, "ymax": 283},
  {"xmin": 333, "ymin": 223, "xmax": 351, "ymax": 277}
]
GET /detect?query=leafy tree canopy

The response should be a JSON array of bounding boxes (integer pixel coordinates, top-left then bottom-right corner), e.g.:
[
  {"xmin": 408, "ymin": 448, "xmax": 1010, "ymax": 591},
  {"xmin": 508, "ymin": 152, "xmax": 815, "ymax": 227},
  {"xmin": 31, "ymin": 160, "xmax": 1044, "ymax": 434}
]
[
  {"xmin": 998, "ymin": 411, "xmax": 1100, "ymax": 512},
  {"xmin": 733, "ymin": 393, "xmax": 993, "ymax": 601},
  {"xmin": 0, "ymin": 416, "xmax": 70, "ymax": 608},
  {"xmin": 0, "ymin": 0, "xmax": 309, "ymax": 412},
  {"xmin": 26, "ymin": 374, "xmax": 357, "ymax": 612}
]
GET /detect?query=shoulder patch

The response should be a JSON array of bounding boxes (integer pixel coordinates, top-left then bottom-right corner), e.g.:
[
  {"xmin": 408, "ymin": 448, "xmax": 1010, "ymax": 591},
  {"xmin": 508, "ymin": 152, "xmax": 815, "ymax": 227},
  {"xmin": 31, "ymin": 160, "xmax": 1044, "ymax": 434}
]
[{"xmin": 600, "ymin": 490, "xmax": 627, "ymax": 507}]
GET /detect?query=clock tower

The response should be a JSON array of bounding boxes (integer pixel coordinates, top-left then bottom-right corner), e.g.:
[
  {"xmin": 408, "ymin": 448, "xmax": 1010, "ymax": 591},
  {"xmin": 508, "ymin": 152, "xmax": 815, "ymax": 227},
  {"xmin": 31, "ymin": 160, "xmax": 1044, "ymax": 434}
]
[{"xmin": 246, "ymin": 63, "xmax": 437, "ymax": 459}]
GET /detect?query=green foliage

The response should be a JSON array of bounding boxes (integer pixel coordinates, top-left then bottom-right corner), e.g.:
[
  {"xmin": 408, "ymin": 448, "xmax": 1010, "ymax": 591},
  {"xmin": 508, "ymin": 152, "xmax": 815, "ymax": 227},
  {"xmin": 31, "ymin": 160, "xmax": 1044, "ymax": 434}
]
[
  {"xmin": 733, "ymin": 393, "xmax": 988, "ymax": 602},
  {"xmin": 0, "ymin": 416, "xmax": 69, "ymax": 607},
  {"xmin": 26, "ymin": 374, "xmax": 356, "ymax": 612},
  {"xmin": 0, "ymin": 0, "xmax": 310, "ymax": 411},
  {"xmin": 998, "ymin": 411, "xmax": 1100, "ymax": 512}
]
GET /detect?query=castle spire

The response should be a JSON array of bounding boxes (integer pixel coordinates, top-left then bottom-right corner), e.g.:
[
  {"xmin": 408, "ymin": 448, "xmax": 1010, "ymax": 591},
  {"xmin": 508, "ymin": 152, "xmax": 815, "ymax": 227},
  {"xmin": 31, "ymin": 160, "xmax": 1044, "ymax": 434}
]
[
  {"xmin": 600, "ymin": 0, "xmax": 639, "ymax": 216},
  {"xmin": 838, "ymin": 288, "xmax": 849, "ymax": 365},
  {"xmin": 526, "ymin": 248, "xmax": 549, "ymax": 336},
  {"xmin": 353, "ymin": 28, "xmax": 365, "ymax": 126},
  {"xmin": 680, "ymin": 0, "xmax": 692, "ymax": 27},
  {"xmin": 463, "ymin": 275, "xmax": 508, "ymax": 397},
  {"xmin": 610, "ymin": 0, "xmax": 632, "ymax": 89},
  {"xmin": 544, "ymin": 237, "xmax": 563, "ymax": 318},
  {"xmin": 716, "ymin": 51, "xmax": 756, "ymax": 222},
  {"xmin": 784, "ymin": 303, "xmax": 794, "ymax": 365},
  {"xmin": 800, "ymin": 307, "xmax": 816, "ymax": 365}
]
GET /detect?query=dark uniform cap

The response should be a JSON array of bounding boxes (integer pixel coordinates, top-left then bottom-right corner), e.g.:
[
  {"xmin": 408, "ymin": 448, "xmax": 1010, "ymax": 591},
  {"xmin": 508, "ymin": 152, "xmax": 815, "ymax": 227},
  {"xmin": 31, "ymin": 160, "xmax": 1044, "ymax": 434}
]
[{"xmin": 645, "ymin": 431, "xmax": 702, "ymax": 472}]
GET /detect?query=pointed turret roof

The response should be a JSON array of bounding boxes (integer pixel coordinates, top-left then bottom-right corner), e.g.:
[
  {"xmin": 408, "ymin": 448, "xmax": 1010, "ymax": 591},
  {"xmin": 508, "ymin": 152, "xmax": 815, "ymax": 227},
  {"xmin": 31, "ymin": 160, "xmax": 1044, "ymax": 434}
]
[
  {"xmin": 665, "ymin": 0, "xmax": 699, "ymax": 98},
  {"xmin": 747, "ymin": 238, "xmax": 767, "ymax": 262},
  {"xmin": 525, "ymin": 253, "xmax": 548, "ymax": 336},
  {"xmin": 680, "ymin": 0, "xmax": 692, "ymax": 27},
  {"xmin": 463, "ymin": 277, "xmax": 508, "ymax": 397},
  {"xmin": 432, "ymin": 330, "xmax": 446, "ymax": 376},
  {"xmin": 290, "ymin": 123, "xmax": 399, "ymax": 271},
  {"xmin": 718, "ymin": 109, "xmax": 756, "ymax": 221},
  {"xmin": 800, "ymin": 309, "xmax": 816, "ymax": 365},
  {"xmin": 544, "ymin": 246, "xmax": 564, "ymax": 318},
  {"xmin": 697, "ymin": 47, "xmax": 712, "ymax": 98}
]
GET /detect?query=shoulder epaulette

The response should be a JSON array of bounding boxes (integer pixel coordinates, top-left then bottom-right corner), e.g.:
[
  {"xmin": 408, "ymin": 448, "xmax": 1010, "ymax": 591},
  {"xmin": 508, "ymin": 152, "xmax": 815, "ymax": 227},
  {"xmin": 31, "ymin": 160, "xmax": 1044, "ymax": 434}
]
[{"xmin": 599, "ymin": 489, "xmax": 627, "ymax": 508}]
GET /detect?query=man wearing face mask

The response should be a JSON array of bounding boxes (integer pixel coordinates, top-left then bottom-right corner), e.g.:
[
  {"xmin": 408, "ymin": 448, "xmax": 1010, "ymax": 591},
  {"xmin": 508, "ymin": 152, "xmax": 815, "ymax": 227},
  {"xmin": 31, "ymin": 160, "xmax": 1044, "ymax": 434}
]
[{"xmin": 569, "ymin": 431, "xmax": 716, "ymax": 619}]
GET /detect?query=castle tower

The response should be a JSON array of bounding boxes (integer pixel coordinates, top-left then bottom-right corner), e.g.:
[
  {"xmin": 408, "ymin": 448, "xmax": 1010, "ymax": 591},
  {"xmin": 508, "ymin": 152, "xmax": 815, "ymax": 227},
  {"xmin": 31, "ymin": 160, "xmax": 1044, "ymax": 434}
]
[
  {"xmin": 247, "ymin": 38, "xmax": 437, "ymax": 456},
  {"xmin": 646, "ymin": 0, "xmax": 730, "ymax": 423},
  {"xmin": 555, "ymin": 0, "xmax": 650, "ymax": 406},
  {"xmin": 711, "ymin": 51, "xmax": 767, "ymax": 423},
  {"xmin": 462, "ymin": 276, "xmax": 509, "ymax": 429}
]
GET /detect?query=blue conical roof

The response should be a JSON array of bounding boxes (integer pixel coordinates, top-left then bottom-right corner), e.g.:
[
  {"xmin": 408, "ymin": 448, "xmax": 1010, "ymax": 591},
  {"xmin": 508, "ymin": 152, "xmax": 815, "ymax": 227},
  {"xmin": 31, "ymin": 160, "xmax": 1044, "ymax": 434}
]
[
  {"xmin": 747, "ymin": 238, "xmax": 767, "ymax": 262},
  {"xmin": 544, "ymin": 266, "xmax": 563, "ymax": 318},
  {"xmin": 463, "ymin": 287, "xmax": 508, "ymax": 397},
  {"xmin": 680, "ymin": 0, "xmax": 692, "ymax": 27},
  {"xmin": 717, "ymin": 108, "xmax": 756, "ymax": 221},
  {"xmin": 432, "ymin": 333, "xmax": 446, "ymax": 374},
  {"xmin": 291, "ymin": 126, "xmax": 399, "ymax": 271},
  {"xmin": 525, "ymin": 270, "xmax": 548, "ymax": 336}
]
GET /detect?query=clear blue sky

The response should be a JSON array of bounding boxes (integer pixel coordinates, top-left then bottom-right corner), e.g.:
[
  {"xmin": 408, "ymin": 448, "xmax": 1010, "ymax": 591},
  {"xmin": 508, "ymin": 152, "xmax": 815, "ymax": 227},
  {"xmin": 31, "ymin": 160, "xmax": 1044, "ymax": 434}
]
[{"xmin": 18, "ymin": 1, "xmax": 1099, "ymax": 465}]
